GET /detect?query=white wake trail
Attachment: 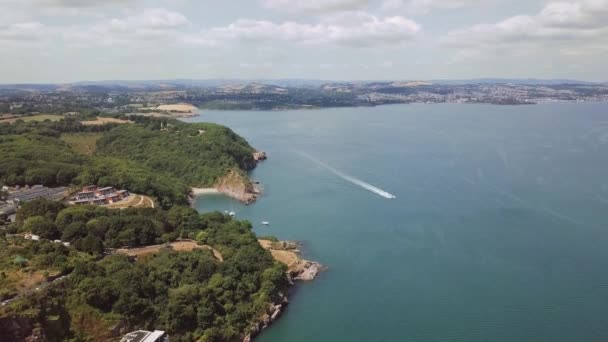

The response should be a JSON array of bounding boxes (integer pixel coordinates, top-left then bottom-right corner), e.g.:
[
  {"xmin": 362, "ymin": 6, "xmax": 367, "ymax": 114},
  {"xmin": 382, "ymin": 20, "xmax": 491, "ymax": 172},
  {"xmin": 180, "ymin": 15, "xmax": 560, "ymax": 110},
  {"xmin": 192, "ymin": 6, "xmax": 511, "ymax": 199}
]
[{"xmin": 299, "ymin": 152, "xmax": 396, "ymax": 199}]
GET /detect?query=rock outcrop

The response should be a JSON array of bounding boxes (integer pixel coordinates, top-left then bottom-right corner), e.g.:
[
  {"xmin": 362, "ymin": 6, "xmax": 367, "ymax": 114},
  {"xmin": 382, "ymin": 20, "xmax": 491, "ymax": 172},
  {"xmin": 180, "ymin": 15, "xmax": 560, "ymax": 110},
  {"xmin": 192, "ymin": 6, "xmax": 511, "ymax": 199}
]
[
  {"xmin": 292, "ymin": 261, "xmax": 325, "ymax": 281},
  {"xmin": 258, "ymin": 239, "xmax": 326, "ymax": 282},
  {"xmin": 242, "ymin": 295, "xmax": 289, "ymax": 342},
  {"xmin": 253, "ymin": 151, "xmax": 267, "ymax": 161},
  {"xmin": 215, "ymin": 170, "xmax": 260, "ymax": 204},
  {"xmin": 244, "ymin": 240, "xmax": 325, "ymax": 341}
]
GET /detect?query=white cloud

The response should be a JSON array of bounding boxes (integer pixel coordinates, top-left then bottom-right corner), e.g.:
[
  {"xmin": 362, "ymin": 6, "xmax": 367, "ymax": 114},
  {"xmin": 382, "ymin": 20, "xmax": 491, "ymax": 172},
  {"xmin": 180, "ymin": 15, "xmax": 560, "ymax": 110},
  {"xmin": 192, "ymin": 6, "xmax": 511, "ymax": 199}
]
[
  {"xmin": 381, "ymin": 0, "xmax": 484, "ymax": 14},
  {"xmin": 261, "ymin": 0, "xmax": 370, "ymax": 13},
  {"xmin": 65, "ymin": 8, "xmax": 190, "ymax": 47},
  {"xmin": 444, "ymin": 0, "xmax": 608, "ymax": 49},
  {"xmin": 0, "ymin": 0, "xmax": 130, "ymax": 7},
  {"xmin": 107, "ymin": 8, "xmax": 190, "ymax": 30},
  {"xmin": 185, "ymin": 13, "xmax": 420, "ymax": 48},
  {"xmin": 0, "ymin": 22, "xmax": 46, "ymax": 41}
]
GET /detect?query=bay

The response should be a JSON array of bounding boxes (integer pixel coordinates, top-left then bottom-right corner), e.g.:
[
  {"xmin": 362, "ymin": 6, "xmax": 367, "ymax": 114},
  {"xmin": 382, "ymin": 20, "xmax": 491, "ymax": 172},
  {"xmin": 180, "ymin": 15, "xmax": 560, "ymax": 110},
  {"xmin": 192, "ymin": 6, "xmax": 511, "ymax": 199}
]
[{"xmin": 186, "ymin": 103, "xmax": 608, "ymax": 342}]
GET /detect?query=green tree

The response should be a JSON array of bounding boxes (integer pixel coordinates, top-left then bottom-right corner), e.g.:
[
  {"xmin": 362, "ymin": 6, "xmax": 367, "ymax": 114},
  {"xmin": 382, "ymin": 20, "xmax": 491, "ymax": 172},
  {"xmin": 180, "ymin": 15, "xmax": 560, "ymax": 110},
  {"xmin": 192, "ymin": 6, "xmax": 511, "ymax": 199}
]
[
  {"xmin": 81, "ymin": 234, "xmax": 104, "ymax": 255},
  {"xmin": 23, "ymin": 215, "xmax": 60, "ymax": 240}
]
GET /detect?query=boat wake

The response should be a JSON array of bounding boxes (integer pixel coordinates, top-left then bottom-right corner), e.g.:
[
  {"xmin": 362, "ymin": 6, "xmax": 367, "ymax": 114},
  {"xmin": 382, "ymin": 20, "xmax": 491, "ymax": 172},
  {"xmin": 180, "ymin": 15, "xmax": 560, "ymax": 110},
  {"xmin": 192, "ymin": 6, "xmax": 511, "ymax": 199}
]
[{"xmin": 298, "ymin": 152, "xmax": 396, "ymax": 199}]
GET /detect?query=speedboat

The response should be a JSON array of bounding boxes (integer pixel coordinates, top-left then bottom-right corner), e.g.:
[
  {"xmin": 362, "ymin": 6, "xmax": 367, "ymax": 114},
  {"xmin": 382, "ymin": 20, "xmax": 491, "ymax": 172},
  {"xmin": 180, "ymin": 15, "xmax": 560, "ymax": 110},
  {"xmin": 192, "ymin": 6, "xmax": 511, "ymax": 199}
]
[
  {"xmin": 261, "ymin": 221, "xmax": 269, "ymax": 226},
  {"xmin": 229, "ymin": 211, "xmax": 236, "ymax": 217}
]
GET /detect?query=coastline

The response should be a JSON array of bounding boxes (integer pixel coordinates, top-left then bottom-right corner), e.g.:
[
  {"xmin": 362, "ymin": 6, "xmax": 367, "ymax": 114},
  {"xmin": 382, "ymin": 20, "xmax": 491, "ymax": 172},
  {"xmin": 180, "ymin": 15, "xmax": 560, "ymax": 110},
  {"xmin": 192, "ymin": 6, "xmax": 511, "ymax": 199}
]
[
  {"xmin": 190, "ymin": 187, "xmax": 220, "ymax": 195},
  {"xmin": 192, "ymin": 151, "xmax": 267, "ymax": 205},
  {"xmin": 244, "ymin": 240, "xmax": 325, "ymax": 342}
]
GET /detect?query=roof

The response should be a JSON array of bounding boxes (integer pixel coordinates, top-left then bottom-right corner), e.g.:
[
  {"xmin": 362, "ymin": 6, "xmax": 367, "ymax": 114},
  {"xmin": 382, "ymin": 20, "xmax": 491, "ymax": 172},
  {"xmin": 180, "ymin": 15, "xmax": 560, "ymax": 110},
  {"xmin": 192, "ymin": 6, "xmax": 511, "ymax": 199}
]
[
  {"xmin": 120, "ymin": 330, "xmax": 166, "ymax": 342},
  {"xmin": 0, "ymin": 203, "xmax": 16, "ymax": 216},
  {"xmin": 97, "ymin": 187, "xmax": 114, "ymax": 191},
  {"xmin": 7, "ymin": 187, "xmax": 68, "ymax": 202},
  {"xmin": 144, "ymin": 331, "xmax": 166, "ymax": 342},
  {"xmin": 121, "ymin": 331, "xmax": 149, "ymax": 342}
]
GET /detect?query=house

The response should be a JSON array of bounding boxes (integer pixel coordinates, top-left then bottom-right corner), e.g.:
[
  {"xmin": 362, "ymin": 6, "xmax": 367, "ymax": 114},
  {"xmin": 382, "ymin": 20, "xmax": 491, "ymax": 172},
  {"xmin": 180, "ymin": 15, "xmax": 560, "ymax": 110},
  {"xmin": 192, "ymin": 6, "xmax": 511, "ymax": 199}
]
[
  {"xmin": 76, "ymin": 191, "xmax": 96, "ymax": 201},
  {"xmin": 95, "ymin": 187, "xmax": 115, "ymax": 197},
  {"xmin": 106, "ymin": 194, "xmax": 121, "ymax": 204},
  {"xmin": 82, "ymin": 185, "xmax": 97, "ymax": 192},
  {"xmin": 120, "ymin": 330, "xmax": 168, "ymax": 342},
  {"xmin": 71, "ymin": 186, "xmax": 131, "ymax": 206},
  {"xmin": 91, "ymin": 198, "xmax": 108, "ymax": 205}
]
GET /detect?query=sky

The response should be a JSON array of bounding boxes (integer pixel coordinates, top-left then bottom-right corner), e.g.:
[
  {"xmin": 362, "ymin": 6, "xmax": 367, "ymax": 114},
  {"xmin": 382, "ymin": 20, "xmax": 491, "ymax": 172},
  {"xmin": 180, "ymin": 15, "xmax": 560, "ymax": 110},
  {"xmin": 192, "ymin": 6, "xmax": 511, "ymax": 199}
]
[{"xmin": 0, "ymin": 0, "xmax": 607, "ymax": 83}]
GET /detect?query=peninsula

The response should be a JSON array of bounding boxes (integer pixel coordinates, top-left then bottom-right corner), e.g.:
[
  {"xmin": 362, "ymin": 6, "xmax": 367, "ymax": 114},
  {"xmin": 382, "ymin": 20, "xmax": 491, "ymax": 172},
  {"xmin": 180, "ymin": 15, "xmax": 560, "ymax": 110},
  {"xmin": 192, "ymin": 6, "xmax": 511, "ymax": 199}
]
[{"xmin": 0, "ymin": 115, "xmax": 322, "ymax": 341}]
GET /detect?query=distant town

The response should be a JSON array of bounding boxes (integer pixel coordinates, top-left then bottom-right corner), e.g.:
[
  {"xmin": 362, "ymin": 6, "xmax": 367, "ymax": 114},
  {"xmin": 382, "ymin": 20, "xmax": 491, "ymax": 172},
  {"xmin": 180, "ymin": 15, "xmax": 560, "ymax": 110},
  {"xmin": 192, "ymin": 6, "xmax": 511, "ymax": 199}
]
[{"xmin": 0, "ymin": 79, "xmax": 607, "ymax": 116}]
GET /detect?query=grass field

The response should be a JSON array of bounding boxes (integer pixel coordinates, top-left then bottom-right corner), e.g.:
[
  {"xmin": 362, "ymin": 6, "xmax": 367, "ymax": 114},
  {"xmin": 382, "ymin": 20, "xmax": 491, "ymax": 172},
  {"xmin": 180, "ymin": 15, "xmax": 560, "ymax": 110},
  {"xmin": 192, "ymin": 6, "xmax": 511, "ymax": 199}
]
[
  {"xmin": 259, "ymin": 239, "xmax": 302, "ymax": 270},
  {"xmin": 104, "ymin": 194, "xmax": 155, "ymax": 209},
  {"xmin": 0, "ymin": 114, "xmax": 64, "ymax": 124},
  {"xmin": 115, "ymin": 240, "xmax": 223, "ymax": 261},
  {"xmin": 60, "ymin": 133, "xmax": 103, "ymax": 155},
  {"xmin": 80, "ymin": 117, "xmax": 131, "ymax": 126}
]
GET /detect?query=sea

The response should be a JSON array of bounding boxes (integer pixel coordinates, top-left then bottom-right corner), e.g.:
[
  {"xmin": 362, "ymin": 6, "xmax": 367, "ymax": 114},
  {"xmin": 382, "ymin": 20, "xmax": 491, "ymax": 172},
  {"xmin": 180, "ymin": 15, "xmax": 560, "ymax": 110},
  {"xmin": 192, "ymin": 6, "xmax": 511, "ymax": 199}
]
[{"xmin": 185, "ymin": 102, "xmax": 608, "ymax": 342}]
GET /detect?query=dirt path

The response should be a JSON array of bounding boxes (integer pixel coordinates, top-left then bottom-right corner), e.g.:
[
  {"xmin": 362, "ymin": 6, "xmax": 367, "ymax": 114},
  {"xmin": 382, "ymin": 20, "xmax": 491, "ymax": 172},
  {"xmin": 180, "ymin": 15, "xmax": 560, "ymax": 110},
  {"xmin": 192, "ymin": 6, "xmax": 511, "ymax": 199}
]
[
  {"xmin": 104, "ymin": 195, "xmax": 154, "ymax": 209},
  {"xmin": 115, "ymin": 240, "xmax": 223, "ymax": 261}
]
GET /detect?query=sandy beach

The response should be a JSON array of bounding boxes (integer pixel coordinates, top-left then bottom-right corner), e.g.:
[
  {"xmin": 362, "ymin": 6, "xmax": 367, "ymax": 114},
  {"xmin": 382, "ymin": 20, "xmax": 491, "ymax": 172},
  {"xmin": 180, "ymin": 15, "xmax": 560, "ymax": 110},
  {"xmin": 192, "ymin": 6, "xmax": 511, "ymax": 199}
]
[{"xmin": 191, "ymin": 187, "xmax": 220, "ymax": 195}]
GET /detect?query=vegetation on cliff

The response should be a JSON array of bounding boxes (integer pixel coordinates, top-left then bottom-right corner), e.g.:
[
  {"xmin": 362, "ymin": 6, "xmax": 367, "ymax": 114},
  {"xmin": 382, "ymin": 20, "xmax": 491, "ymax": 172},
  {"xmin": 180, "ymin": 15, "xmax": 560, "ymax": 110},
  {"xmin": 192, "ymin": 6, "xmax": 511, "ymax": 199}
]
[
  {"xmin": 0, "ymin": 116, "xmax": 256, "ymax": 208},
  {"xmin": 1, "ymin": 205, "xmax": 289, "ymax": 342}
]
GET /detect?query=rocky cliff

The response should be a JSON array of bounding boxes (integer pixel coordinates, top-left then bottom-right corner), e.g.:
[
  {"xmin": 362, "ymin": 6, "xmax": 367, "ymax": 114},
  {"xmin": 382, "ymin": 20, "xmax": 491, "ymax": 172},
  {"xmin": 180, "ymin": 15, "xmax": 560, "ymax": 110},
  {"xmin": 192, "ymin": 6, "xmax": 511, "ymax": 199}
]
[
  {"xmin": 252, "ymin": 151, "xmax": 267, "ymax": 161},
  {"xmin": 215, "ymin": 170, "xmax": 260, "ymax": 204},
  {"xmin": 244, "ymin": 240, "xmax": 325, "ymax": 341}
]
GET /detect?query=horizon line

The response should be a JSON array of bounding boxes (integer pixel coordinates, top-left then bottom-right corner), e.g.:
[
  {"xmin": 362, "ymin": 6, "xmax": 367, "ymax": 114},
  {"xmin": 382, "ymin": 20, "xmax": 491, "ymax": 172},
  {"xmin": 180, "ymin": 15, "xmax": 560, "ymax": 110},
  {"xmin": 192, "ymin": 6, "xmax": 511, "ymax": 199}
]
[{"xmin": 1, "ymin": 77, "xmax": 605, "ymax": 86}]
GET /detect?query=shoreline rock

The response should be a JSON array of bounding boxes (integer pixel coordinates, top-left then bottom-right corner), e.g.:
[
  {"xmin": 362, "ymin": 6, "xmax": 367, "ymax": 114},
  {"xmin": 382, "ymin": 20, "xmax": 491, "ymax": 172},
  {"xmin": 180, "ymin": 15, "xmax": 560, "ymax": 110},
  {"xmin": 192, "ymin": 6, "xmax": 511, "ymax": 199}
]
[
  {"xmin": 244, "ymin": 240, "xmax": 325, "ymax": 341},
  {"xmin": 253, "ymin": 151, "xmax": 267, "ymax": 161},
  {"xmin": 242, "ymin": 295, "xmax": 289, "ymax": 342},
  {"xmin": 215, "ymin": 170, "xmax": 261, "ymax": 204}
]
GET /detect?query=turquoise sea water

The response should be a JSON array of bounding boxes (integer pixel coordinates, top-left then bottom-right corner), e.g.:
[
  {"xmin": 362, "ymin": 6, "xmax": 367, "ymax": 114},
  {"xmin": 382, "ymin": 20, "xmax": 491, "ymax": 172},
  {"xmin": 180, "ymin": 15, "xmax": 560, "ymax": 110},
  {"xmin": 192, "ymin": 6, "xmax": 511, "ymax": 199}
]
[{"xmin": 186, "ymin": 103, "xmax": 608, "ymax": 342}]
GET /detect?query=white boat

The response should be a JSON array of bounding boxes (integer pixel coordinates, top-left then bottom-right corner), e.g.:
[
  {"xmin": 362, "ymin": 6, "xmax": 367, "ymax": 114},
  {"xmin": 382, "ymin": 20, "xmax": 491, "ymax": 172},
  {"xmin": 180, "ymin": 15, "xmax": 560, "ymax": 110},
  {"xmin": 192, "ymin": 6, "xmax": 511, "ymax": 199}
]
[
  {"xmin": 261, "ymin": 221, "xmax": 269, "ymax": 226},
  {"xmin": 229, "ymin": 211, "xmax": 236, "ymax": 217}
]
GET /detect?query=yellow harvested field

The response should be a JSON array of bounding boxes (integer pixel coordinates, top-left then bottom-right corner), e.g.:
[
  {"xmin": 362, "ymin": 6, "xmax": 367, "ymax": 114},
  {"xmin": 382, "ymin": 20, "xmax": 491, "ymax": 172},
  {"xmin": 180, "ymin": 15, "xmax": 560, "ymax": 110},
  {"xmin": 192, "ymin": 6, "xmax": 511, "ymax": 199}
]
[
  {"xmin": 269, "ymin": 249, "xmax": 301, "ymax": 268},
  {"xmin": 80, "ymin": 117, "xmax": 131, "ymax": 126},
  {"xmin": 156, "ymin": 103, "xmax": 198, "ymax": 112},
  {"xmin": 104, "ymin": 195, "xmax": 155, "ymax": 209},
  {"xmin": 116, "ymin": 240, "xmax": 223, "ymax": 261},
  {"xmin": 258, "ymin": 239, "xmax": 303, "ymax": 270},
  {"xmin": 0, "ymin": 114, "xmax": 64, "ymax": 124}
]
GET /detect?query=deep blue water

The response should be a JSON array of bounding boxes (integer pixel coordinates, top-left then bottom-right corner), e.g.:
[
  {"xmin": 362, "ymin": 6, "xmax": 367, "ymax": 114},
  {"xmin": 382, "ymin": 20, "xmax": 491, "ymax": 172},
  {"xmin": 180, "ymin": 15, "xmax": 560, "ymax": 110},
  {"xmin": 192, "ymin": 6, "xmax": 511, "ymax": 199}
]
[{"xmin": 186, "ymin": 103, "xmax": 608, "ymax": 342}]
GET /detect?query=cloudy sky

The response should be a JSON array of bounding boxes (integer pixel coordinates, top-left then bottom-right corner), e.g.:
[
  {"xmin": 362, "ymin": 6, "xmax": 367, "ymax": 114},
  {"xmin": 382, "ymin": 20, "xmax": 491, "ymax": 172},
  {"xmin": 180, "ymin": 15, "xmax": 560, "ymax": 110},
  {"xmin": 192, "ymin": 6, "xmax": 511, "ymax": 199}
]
[{"xmin": 1, "ymin": 0, "xmax": 607, "ymax": 83}]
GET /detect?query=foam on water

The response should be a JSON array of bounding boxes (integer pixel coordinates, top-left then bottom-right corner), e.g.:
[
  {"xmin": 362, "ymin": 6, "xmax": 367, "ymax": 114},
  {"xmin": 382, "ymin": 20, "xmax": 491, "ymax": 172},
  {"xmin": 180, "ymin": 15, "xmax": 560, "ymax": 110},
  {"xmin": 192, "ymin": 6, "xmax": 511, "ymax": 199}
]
[{"xmin": 298, "ymin": 151, "xmax": 396, "ymax": 199}]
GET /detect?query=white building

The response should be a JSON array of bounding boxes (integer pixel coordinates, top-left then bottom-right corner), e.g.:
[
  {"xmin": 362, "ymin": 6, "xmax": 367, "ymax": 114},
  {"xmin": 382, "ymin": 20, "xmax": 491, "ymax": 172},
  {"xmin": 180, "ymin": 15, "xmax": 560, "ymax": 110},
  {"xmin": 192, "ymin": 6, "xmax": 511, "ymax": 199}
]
[{"xmin": 121, "ymin": 330, "xmax": 168, "ymax": 342}]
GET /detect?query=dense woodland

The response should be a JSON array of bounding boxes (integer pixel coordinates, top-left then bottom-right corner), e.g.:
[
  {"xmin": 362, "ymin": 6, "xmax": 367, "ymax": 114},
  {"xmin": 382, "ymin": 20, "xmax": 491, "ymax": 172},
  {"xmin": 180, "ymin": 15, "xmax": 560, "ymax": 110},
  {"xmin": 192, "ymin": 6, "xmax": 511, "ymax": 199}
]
[
  {"xmin": 0, "ymin": 116, "xmax": 285, "ymax": 341},
  {"xmin": 1, "ymin": 205, "xmax": 288, "ymax": 341},
  {"xmin": 0, "ymin": 116, "xmax": 255, "ymax": 208}
]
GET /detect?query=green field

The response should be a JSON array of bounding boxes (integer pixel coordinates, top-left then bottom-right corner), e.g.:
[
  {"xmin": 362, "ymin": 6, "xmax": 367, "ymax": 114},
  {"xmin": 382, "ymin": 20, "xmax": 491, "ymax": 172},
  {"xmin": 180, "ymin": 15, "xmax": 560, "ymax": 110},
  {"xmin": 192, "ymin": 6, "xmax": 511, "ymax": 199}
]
[
  {"xmin": 0, "ymin": 114, "xmax": 64, "ymax": 124},
  {"xmin": 60, "ymin": 132, "xmax": 102, "ymax": 155}
]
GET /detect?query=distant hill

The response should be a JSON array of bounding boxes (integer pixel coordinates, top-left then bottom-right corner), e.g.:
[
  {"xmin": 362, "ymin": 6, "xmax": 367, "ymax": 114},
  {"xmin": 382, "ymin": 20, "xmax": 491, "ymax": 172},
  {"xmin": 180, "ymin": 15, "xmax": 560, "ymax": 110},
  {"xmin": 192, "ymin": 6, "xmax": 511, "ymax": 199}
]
[
  {"xmin": 431, "ymin": 78, "xmax": 600, "ymax": 86},
  {"xmin": 0, "ymin": 78, "xmax": 601, "ymax": 91}
]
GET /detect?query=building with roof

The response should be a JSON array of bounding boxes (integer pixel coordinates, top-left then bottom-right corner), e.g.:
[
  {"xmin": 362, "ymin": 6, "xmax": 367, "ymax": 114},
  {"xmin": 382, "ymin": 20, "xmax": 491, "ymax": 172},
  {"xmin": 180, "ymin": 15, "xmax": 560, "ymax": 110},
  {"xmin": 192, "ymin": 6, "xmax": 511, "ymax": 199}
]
[
  {"xmin": 95, "ymin": 187, "xmax": 115, "ymax": 197},
  {"xmin": 71, "ymin": 186, "xmax": 130, "ymax": 206},
  {"xmin": 6, "ymin": 186, "xmax": 69, "ymax": 205},
  {"xmin": 120, "ymin": 330, "xmax": 168, "ymax": 342},
  {"xmin": 0, "ymin": 203, "xmax": 16, "ymax": 219}
]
